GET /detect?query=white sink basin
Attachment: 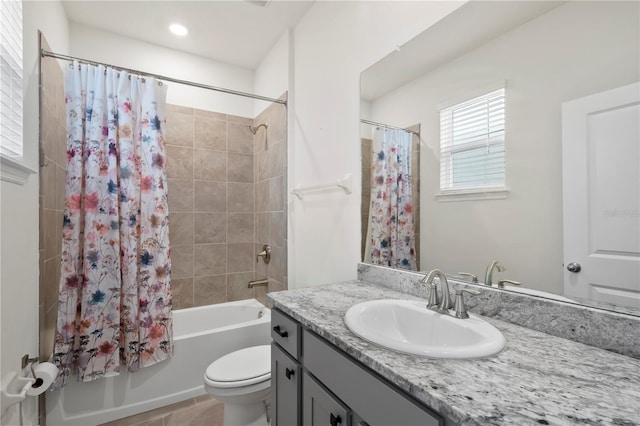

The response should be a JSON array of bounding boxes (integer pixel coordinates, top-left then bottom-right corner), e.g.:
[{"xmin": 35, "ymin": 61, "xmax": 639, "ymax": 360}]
[{"xmin": 344, "ymin": 299, "xmax": 506, "ymax": 359}]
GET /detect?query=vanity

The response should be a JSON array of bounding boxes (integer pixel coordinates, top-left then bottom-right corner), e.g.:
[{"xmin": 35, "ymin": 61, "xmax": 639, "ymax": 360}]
[{"xmin": 267, "ymin": 268, "xmax": 640, "ymax": 426}]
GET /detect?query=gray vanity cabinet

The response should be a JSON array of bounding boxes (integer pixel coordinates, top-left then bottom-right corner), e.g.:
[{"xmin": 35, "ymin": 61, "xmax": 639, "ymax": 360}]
[
  {"xmin": 272, "ymin": 344, "xmax": 301, "ymax": 426},
  {"xmin": 271, "ymin": 309, "xmax": 302, "ymax": 426},
  {"xmin": 271, "ymin": 308, "xmax": 443, "ymax": 426}
]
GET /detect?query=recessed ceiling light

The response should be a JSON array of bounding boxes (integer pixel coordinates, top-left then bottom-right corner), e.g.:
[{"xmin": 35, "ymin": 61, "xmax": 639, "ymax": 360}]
[{"xmin": 169, "ymin": 23, "xmax": 188, "ymax": 37}]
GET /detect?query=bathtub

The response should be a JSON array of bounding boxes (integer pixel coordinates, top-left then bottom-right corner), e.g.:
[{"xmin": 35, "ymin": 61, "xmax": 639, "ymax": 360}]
[{"xmin": 46, "ymin": 299, "xmax": 271, "ymax": 425}]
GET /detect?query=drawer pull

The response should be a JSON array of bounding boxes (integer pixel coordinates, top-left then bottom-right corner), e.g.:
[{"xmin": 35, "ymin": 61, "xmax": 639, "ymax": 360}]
[
  {"xmin": 285, "ymin": 368, "xmax": 295, "ymax": 380},
  {"xmin": 330, "ymin": 413, "xmax": 342, "ymax": 426},
  {"xmin": 273, "ymin": 325, "xmax": 289, "ymax": 338}
]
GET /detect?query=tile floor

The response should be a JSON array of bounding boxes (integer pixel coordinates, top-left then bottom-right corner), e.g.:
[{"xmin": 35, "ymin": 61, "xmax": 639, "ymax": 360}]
[{"xmin": 99, "ymin": 395, "xmax": 224, "ymax": 426}]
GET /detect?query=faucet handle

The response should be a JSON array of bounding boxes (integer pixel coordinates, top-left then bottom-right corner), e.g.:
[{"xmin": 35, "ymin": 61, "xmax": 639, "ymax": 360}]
[
  {"xmin": 426, "ymin": 283, "xmax": 439, "ymax": 309},
  {"xmin": 458, "ymin": 272, "xmax": 478, "ymax": 283},
  {"xmin": 497, "ymin": 279, "xmax": 521, "ymax": 288},
  {"xmin": 454, "ymin": 289, "xmax": 481, "ymax": 319}
]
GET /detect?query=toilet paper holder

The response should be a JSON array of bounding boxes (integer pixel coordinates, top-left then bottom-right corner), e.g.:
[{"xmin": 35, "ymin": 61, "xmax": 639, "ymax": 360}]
[
  {"xmin": 0, "ymin": 354, "xmax": 41, "ymax": 418},
  {"xmin": 21, "ymin": 354, "xmax": 45, "ymax": 391}
]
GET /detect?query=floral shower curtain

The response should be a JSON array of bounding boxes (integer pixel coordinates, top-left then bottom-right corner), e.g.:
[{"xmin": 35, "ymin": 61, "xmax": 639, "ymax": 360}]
[
  {"xmin": 365, "ymin": 127, "xmax": 417, "ymax": 270},
  {"xmin": 53, "ymin": 62, "xmax": 173, "ymax": 388}
]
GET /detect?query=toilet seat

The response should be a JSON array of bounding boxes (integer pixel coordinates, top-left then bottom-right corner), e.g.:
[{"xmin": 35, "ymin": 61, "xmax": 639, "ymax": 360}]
[{"xmin": 205, "ymin": 345, "xmax": 271, "ymax": 389}]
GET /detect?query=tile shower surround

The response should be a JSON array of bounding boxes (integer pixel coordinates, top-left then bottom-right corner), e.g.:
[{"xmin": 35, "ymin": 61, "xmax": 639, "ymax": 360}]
[
  {"xmin": 39, "ymin": 65, "xmax": 288, "ymax": 379},
  {"xmin": 165, "ymin": 99, "xmax": 287, "ymax": 309}
]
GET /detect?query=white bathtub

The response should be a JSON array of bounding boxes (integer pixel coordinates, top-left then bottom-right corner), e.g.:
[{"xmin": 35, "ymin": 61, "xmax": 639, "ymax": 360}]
[{"xmin": 46, "ymin": 299, "xmax": 271, "ymax": 425}]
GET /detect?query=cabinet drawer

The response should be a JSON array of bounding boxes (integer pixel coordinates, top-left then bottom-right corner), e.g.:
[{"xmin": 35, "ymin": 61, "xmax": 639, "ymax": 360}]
[
  {"xmin": 303, "ymin": 331, "xmax": 442, "ymax": 426},
  {"xmin": 271, "ymin": 309, "xmax": 300, "ymax": 359}
]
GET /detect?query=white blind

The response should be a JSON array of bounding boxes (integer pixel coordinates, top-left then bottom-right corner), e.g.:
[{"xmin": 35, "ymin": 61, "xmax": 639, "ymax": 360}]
[
  {"xmin": 439, "ymin": 88, "xmax": 505, "ymax": 192},
  {"xmin": 0, "ymin": 0, "xmax": 23, "ymax": 159}
]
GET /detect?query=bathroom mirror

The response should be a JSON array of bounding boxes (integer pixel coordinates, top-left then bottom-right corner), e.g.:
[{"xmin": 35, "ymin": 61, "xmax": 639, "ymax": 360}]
[{"xmin": 360, "ymin": 1, "xmax": 640, "ymax": 315}]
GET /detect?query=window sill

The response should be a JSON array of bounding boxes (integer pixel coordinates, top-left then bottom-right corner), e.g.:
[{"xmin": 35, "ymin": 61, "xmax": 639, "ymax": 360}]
[
  {"xmin": 1, "ymin": 155, "xmax": 37, "ymax": 185},
  {"xmin": 435, "ymin": 188, "xmax": 509, "ymax": 202}
]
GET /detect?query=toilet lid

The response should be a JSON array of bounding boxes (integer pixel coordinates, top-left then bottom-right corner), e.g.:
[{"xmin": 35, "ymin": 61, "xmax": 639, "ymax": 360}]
[{"xmin": 206, "ymin": 345, "xmax": 271, "ymax": 385}]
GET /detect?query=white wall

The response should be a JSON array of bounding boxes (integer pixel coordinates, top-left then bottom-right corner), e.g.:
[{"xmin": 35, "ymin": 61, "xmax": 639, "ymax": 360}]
[
  {"xmin": 367, "ymin": 1, "xmax": 640, "ymax": 293},
  {"xmin": 254, "ymin": 29, "xmax": 290, "ymax": 116},
  {"xmin": 0, "ymin": 2, "xmax": 69, "ymax": 424},
  {"xmin": 289, "ymin": 1, "xmax": 465, "ymax": 288},
  {"xmin": 69, "ymin": 23, "xmax": 256, "ymax": 117}
]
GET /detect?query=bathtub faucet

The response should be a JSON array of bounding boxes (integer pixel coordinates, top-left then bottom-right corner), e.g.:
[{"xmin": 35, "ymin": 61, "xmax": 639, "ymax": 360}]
[{"xmin": 248, "ymin": 278, "xmax": 269, "ymax": 289}]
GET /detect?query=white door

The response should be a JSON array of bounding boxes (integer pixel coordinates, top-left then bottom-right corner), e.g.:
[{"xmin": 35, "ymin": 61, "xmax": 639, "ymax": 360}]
[{"xmin": 562, "ymin": 82, "xmax": 640, "ymax": 309}]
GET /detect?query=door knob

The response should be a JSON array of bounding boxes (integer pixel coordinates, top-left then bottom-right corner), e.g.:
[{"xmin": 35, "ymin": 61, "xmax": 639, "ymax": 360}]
[{"xmin": 567, "ymin": 262, "xmax": 581, "ymax": 273}]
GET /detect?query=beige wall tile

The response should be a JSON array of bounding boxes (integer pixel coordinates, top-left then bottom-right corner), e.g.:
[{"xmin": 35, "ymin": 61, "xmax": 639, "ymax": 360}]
[
  {"xmin": 268, "ymin": 176, "xmax": 284, "ymax": 212},
  {"xmin": 194, "ymin": 244, "xmax": 226, "ymax": 277},
  {"xmin": 171, "ymin": 245, "xmax": 194, "ymax": 279},
  {"xmin": 227, "ymin": 183, "xmax": 254, "ymax": 212},
  {"xmin": 256, "ymin": 148, "xmax": 268, "ymax": 182},
  {"xmin": 269, "ymin": 212, "xmax": 285, "ymax": 248},
  {"xmin": 265, "ymin": 140, "xmax": 285, "ymax": 180},
  {"xmin": 194, "ymin": 116, "xmax": 226, "ymax": 151},
  {"xmin": 227, "ymin": 213, "xmax": 254, "ymax": 244},
  {"xmin": 195, "ymin": 108, "xmax": 226, "ymax": 121},
  {"xmin": 166, "ymin": 145, "xmax": 194, "ymax": 179},
  {"xmin": 194, "ymin": 275, "xmax": 227, "ymax": 306},
  {"xmin": 269, "ymin": 245, "xmax": 286, "ymax": 284},
  {"xmin": 227, "ymin": 272, "xmax": 255, "ymax": 302},
  {"xmin": 194, "ymin": 213, "xmax": 226, "ymax": 244},
  {"xmin": 43, "ymin": 305, "xmax": 58, "ymax": 362},
  {"xmin": 170, "ymin": 278, "xmax": 194, "ymax": 310},
  {"xmin": 227, "ymin": 153, "xmax": 253, "ymax": 183},
  {"xmin": 168, "ymin": 179, "xmax": 194, "ymax": 212},
  {"xmin": 41, "ymin": 162, "xmax": 56, "ymax": 209},
  {"xmin": 269, "ymin": 104, "xmax": 287, "ymax": 144},
  {"xmin": 194, "ymin": 181, "xmax": 226, "ymax": 212},
  {"xmin": 166, "ymin": 111, "xmax": 194, "ymax": 147},
  {"xmin": 226, "ymin": 243, "xmax": 254, "ymax": 273},
  {"xmin": 193, "ymin": 148, "xmax": 226, "ymax": 181},
  {"xmin": 256, "ymin": 213, "xmax": 269, "ymax": 245},
  {"xmin": 43, "ymin": 209, "xmax": 58, "ymax": 260},
  {"xmin": 44, "ymin": 255, "xmax": 60, "ymax": 313},
  {"xmin": 56, "ymin": 164, "xmax": 67, "ymax": 210},
  {"xmin": 169, "ymin": 213, "xmax": 194, "ymax": 246},
  {"xmin": 255, "ymin": 180, "xmax": 268, "ymax": 213},
  {"xmin": 227, "ymin": 122, "xmax": 253, "ymax": 154},
  {"xmin": 166, "ymin": 104, "xmax": 194, "ymax": 115},
  {"xmin": 227, "ymin": 115, "xmax": 252, "ymax": 125}
]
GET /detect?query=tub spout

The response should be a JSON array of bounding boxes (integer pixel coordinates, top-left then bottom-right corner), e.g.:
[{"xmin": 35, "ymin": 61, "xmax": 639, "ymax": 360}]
[{"xmin": 248, "ymin": 278, "xmax": 269, "ymax": 288}]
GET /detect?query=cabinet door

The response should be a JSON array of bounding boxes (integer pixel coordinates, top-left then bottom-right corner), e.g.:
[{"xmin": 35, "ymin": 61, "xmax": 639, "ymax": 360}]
[
  {"xmin": 303, "ymin": 372, "xmax": 349, "ymax": 426},
  {"xmin": 271, "ymin": 343, "xmax": 300, "ymax": 426}
]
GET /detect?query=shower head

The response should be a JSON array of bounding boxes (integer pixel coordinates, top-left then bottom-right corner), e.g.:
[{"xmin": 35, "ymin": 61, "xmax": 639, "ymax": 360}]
[{"xmin": 249, "ymin": 123, "xmax": 268, "ymax": 135}]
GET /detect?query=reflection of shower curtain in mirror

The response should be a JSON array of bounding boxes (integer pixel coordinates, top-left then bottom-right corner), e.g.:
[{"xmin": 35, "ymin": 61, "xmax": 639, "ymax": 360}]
[
  {"xmin": 53, "ymin": 61, "xmax": 173, "ymax": 388},
  {"xmin": 365, "ymin": 128, "xmax": 417, "ymax": 270}
]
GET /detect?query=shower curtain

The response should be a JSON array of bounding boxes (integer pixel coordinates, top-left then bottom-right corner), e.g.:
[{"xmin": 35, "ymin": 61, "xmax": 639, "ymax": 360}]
[
  {"xmin": 53, "ymin": 62, "xmax": 173, "ymax": 388},
  {"xmin": 365, "ymin": 127, "xmax": 417, "ymax": 270}
]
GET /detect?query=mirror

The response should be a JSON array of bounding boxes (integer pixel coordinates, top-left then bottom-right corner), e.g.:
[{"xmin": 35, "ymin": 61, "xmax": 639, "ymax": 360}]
[{"xmin": 360, "ymin": 1, "xmax": 640, "ymax": 315}]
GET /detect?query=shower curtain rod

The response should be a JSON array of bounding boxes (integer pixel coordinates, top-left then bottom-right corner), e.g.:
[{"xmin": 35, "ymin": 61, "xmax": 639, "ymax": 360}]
[
  {"xmin": 41, "ymin": 49, "xmax": 287, "ymax": 105},
  {"xmin": 360, "ymin": 119, "xmax": 420, "ymax": 136}
]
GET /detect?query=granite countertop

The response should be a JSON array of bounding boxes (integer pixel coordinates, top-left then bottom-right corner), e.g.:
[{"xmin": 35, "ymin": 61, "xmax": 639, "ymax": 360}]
[{"xmin": 267, "ymin": 281, "xmax": 640, "ymax": 426}]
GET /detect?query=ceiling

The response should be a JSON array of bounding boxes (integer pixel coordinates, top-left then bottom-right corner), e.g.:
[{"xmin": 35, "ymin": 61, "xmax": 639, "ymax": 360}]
[{"xmin": 62, "ymin": 0, "xmax": 314, "ymax": 70}]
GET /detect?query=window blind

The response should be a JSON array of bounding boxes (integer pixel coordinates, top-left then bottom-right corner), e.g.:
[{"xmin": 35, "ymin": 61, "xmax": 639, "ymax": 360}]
[
  {"xmin": 439, "ymin": 88, "xmax": 505, "ymax": 192},
  {"xmin": 0, "ymin": 0, "xmax": 23, "ymax": 160}
]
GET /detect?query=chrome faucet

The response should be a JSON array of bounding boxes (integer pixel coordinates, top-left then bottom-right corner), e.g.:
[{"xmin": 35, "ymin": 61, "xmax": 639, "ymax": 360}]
[
  {"xmin": 421, "ymin": 269, "xmax": 454, "ymax": 313},
  {"xmin": 484, "ymin": 260, "xmax": 505, "ymax": 286}
]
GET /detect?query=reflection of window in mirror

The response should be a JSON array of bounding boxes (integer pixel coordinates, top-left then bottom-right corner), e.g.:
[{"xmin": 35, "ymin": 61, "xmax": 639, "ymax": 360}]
[{"xmin": 438, "ymin": 87, "xmax": 505, "ymax": 195}]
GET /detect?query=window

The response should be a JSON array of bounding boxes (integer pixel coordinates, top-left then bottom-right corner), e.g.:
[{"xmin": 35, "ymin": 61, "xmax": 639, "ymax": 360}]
[
  {"xmin": 439, "ymin": 88, "xmax": 506, "ymax": 195},
  {"xmin": 0, "ymin": 0, "xmax": 33, "ymax": 185}
]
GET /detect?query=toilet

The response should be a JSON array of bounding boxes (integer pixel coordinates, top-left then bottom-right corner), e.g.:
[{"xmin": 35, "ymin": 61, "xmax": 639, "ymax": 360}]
[{"xmin": 203, "ymin": 345, "xmax": 271, "ymax": 426}]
